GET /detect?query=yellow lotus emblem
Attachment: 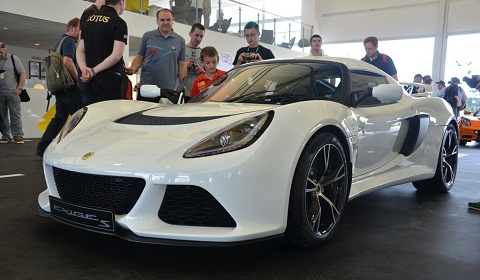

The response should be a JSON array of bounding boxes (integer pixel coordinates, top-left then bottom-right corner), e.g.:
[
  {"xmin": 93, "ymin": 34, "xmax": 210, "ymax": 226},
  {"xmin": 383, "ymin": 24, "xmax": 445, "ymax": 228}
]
[{"xmin": 82, "ymin": 152, "xmax": 94, "ymax": 160}]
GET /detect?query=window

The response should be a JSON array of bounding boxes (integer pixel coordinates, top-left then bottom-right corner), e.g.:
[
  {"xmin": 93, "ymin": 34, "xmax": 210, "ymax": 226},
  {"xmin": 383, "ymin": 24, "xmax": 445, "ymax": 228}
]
[{"xmin": 350, "ymin": 70, "xmax": 389, "ymax": 107}]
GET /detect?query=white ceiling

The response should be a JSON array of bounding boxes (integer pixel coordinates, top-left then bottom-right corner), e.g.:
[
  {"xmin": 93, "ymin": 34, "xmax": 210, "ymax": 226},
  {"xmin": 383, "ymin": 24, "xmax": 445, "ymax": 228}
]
[
  {"xmin": 0, "ymin": 12, "xmax": 67, "ymax": 51},
  {"xmin": 0, "ymin": 11, "xmax": 141, "ymax": 55},
  {"xmin": 0, "ymin": 0, "xmax": 270, "ymax": 53}
]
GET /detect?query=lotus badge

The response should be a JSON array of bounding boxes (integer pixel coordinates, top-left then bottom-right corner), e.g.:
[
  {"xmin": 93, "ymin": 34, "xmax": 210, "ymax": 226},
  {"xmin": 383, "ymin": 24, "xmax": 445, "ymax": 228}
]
[{"xmin": 82, "ymin": 152, "xmax": 94, "ymax": 160}]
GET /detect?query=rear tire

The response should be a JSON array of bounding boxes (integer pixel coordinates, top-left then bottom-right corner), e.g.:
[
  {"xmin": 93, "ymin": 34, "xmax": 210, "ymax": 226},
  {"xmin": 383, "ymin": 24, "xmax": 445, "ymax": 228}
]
[
  {"xmin": 284, "ymin": 133, "xmax": 350, "ymax": 248},
  {"xmin": 413, "ymin": 124, "xmax": 458, "ymax": 192}
]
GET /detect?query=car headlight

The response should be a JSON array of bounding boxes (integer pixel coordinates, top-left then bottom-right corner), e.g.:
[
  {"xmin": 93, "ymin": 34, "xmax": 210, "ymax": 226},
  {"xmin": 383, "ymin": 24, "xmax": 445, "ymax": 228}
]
[
  {"xmin": 460, "ymin": 118, "xmax": 471, "ymax": 126},
  {"xmin": 184, "ymin": 111, "xmax": 274, "ymax": 158},
  {"xmin": 57, "ymin": 107, "xmax": 88, "ymax": 143}
]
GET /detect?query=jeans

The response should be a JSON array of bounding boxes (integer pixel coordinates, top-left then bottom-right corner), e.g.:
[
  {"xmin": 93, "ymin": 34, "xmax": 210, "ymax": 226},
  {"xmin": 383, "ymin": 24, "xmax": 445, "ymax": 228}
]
[
  {"xmin": 36, "ymin": 86, "xmax": 83, "ymax": 155},
  {"xmin": 0, "ymin": 90, "xmax": 23, "ymax": 141}
]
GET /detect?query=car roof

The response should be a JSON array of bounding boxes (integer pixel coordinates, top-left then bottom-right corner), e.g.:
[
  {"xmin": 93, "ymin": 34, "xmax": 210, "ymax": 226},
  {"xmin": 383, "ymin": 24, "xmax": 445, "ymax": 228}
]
[{"xmin": 254, "ymin": 56, "xmax": 390, "ymax": 77}]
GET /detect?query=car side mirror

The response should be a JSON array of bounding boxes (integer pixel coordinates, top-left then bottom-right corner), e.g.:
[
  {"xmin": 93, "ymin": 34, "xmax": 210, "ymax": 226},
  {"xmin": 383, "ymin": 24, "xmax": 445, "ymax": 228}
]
[
  {"xmin": 352, "ymin": 84, "xmax": 403, "ymax": 107},
  {"xmin": 139, "ymin": 85, "xmax": 184, "ymax": 105},
  {"xmin": 372, "ymin": 84, "xmax": 403, "ymax": 102},
  {"xmin": 139, "ymin": 85, "xmax": 161, "ymax": 98}
]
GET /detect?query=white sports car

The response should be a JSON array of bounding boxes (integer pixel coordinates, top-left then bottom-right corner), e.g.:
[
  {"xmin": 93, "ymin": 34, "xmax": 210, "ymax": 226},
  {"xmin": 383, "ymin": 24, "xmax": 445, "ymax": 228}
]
[{"xmin": 32, "ymin": 57, "xmax": 459, "ymax": 248}]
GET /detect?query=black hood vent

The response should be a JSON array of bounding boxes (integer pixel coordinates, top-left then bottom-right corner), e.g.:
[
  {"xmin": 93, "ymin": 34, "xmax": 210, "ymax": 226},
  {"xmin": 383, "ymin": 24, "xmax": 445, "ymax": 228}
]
[{"xmin": 116, "ymin": 111, "xmax": 230, "ymax": 125}]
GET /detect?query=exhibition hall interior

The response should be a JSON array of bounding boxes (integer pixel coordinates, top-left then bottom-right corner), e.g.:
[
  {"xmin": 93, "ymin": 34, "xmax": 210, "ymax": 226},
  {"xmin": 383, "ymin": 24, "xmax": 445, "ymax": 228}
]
[{"xmin": 1, "ymin": 0, "xmax": 480, "ymax": 279}]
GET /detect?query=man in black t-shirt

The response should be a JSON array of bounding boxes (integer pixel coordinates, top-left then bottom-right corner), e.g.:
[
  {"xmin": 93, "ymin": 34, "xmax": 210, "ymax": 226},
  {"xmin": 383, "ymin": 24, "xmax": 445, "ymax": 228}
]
[
  {"xmin": 80, "ymin": 0, "xmax": 105, "ymax": 31},
  {"xmin": 443, "ymin": 83, "xmax": 459, "ymax": 116},
  {"xmin": 76, "ymin": 0, "xmax": 128, "ymax": 104},
  {"xmin": 233, "ymin": 21, "xmax": 274, "ymax": 68}
]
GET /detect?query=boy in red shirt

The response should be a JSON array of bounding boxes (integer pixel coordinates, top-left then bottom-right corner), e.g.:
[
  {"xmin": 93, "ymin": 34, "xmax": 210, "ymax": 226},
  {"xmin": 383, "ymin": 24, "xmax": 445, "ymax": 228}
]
[{"xmin": 190, "ymin": 46, "xmax": 226, "ymax": 99}]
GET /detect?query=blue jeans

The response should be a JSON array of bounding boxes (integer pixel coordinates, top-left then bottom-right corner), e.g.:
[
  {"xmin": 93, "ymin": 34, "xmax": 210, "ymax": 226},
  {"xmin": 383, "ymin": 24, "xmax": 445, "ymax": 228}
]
[{"xmin": 0, "ymin": 90, "xmax": 23, "ymax": 141}]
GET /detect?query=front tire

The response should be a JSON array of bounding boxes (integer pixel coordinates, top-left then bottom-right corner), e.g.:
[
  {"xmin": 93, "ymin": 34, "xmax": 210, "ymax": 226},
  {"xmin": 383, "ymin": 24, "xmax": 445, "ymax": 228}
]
[
  {"xmin": 284, "ymin": 133, "xmax": 350, "ymax": 248},
  {"xmin": 413, "ymin": 124, "xmax": 458, "ymax": 192}
]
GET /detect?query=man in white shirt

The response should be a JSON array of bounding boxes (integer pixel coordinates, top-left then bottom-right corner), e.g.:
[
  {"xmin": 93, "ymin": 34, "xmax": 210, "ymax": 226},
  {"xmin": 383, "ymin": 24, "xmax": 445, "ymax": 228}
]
[{"xmin": 309, "ymin": 34, "xmax": 325, "ymax": 56}]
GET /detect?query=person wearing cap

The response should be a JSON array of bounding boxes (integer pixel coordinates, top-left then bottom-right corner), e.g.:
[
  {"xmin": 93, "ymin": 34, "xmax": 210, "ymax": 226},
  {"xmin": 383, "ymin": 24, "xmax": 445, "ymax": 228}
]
[
  {"xmin": 435, "ymin": 80, "xmax": 445, "ymax": 97},
  {"xmin": 404, "ymin": 73, "xmax": 423, "ymax": 94},
  {"xmin": 449, "ymin": 77, "xmax": 467, "ymax": 116},
  {"xmin": 437, "ymin": 77, "xmax": 467, "ymax": 117}
]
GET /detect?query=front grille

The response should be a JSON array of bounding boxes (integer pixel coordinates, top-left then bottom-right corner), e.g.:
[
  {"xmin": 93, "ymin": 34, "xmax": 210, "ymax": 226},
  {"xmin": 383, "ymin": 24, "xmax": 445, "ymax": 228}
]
[
  {"xmin": 52, "ymin": 167, "xmax": 146, "ymax": 214},
  {"xmin": 159, "ymin": 185, "xmax": 236, "ymax": 227}
]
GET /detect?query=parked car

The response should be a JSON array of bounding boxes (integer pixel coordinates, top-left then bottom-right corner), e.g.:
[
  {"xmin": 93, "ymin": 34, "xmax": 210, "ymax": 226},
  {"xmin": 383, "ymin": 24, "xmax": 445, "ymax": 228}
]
[
  {"xmin": 32, "ymin": 57, "xmax": 459, "ymax": 248},
  {"xmin": 458, "ymin": 108, "xmax": 480, "ymax": 145}
]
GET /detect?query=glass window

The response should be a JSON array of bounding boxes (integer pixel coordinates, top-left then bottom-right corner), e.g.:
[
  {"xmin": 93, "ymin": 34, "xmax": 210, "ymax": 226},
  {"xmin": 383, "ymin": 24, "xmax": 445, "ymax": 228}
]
[
  {"xmin": 194, "ymin": 62, "xmax": 343, "ymax": 104},
  {"xmin": 324, "ymin": 37, "xmax": 435, "ymax": 82},
  {"xmin": 350, "ymin": 70, "xmax": 389, "ymax": 107},
  {"xmin": 444, "ymin": 33, "xmax": 480, "ymax": 111}
]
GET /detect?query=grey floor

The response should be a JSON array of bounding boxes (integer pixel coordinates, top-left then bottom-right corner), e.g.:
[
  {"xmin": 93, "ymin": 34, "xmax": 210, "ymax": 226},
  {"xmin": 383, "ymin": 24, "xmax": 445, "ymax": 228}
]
[{"xmin": 1, "ymin": 139, "xmax": 479, "ymax": 280}]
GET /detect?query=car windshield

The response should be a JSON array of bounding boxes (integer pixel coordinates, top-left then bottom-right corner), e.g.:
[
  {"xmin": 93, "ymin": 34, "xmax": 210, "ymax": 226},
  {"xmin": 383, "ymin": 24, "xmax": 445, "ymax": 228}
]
[{"xmin": 190, "ymin": 62, "xmax": 343, "ymax": 105}]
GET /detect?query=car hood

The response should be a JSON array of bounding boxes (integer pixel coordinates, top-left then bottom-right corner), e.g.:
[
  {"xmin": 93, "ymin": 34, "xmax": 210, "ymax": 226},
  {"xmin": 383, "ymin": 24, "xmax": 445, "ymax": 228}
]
[
  {"xmin": 136, "ymin": 102, "xmax": 276, "ymax": 118},
  {"xmin": 45, "ymin": 102, "xmax": 279, "ymax": 172}
]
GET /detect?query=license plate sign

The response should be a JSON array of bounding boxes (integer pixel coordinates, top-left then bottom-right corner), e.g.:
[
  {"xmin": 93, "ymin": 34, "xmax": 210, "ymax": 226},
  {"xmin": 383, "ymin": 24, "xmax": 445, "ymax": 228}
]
[{"xmin": 50, "ymin": 196, "xmax": 115, "ymax": 232}]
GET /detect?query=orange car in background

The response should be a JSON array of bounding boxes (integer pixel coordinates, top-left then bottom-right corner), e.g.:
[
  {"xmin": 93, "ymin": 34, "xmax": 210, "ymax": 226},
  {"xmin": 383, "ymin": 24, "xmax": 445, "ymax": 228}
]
[{"xmin": 459, "ymin": 108, "xmax": 480, "ymax": 145}]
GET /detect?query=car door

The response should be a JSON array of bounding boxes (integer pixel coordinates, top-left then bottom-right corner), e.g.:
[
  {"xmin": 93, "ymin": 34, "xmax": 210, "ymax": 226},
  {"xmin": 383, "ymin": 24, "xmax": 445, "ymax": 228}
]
[{"xmin": 348, "ymin": 71, "xmax": 414, "ymax": 176}]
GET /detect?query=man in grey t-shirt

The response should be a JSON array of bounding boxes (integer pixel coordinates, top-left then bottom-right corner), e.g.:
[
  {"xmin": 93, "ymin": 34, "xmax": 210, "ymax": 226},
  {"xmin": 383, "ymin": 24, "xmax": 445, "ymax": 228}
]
[
  {"xmin": 0, "ymin": 42, "xmax": 26, "ymax": 144},
  {"xmin": 126, "ymin": 8, "xmax": 186, "ymax": 103}
]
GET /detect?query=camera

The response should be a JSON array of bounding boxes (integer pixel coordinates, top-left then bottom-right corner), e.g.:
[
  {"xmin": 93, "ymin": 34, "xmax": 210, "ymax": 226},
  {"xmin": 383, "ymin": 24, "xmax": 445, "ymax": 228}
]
[{"xmin": 245, "ymin": 53, "xmax": 251, "ymax": 63}]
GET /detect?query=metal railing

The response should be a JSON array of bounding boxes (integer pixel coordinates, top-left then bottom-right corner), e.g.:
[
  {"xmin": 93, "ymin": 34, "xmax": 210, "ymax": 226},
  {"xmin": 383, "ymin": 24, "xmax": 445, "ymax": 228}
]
[{"xmin": 119, "ymin": 0, "xmax": 313, "ymax": 51}]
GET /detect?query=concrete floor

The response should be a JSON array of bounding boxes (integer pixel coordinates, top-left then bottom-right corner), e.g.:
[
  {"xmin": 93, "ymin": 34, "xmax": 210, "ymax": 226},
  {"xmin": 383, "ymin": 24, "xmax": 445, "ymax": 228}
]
[{"xmin": 1, "ymin": 139, "xmax": 479, "ymax": 280}]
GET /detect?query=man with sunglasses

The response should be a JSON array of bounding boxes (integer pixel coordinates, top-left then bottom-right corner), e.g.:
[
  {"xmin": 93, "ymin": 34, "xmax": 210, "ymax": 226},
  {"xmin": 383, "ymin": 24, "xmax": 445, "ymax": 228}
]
[
  {"xmin": 0, "ymin": 42, "xmax": 26, "ymax": 144},
  {"xmin": 233, "ymin": 21, "xmax": 275, "ymax": 68}
]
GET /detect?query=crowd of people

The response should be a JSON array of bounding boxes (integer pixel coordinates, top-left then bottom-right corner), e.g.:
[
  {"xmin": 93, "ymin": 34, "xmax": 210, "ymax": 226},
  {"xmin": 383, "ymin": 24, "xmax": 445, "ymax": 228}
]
[{"xmin": 1, "ymin": 0, "xmax": 479, "ymax": 209}]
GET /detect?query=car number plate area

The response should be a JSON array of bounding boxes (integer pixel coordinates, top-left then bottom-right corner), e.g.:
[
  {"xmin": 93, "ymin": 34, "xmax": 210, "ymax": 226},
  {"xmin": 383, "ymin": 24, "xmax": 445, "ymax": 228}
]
[{"xmin": 50, "ymin": 196, "xmax": 115, "ymax": 232}]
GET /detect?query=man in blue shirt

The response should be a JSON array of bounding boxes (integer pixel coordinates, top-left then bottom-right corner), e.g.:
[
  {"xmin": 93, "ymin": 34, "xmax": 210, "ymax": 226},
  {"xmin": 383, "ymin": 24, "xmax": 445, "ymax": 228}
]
[
  {"xmin": 361, "ymin": 36, "xmax": 398, "ymax": 81},
  {"xmin": 36, "ymin": 18, "xmax": 83, "ymax": 157}
]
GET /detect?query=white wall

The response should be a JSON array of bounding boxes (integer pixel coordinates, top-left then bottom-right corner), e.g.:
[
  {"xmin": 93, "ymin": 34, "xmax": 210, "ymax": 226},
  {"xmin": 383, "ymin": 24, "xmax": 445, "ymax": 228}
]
[
  {"xmin": 310, "ymin": 0, "xmax": 480, "ymax": 43},
  {"xmin": 0, "ymin": 0, "xmax": 302, "ymax": 59},
  {"xmin": 20, "ymin": 89, "xmax": 55, "ymax": 139}
]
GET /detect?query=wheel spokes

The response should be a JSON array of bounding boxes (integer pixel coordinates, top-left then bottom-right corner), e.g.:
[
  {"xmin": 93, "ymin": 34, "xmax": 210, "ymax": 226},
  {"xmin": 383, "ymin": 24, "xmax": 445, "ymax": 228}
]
[
  {"xmin": 441, "ymin": 128, "xmax": 458, "ymax": 185},
  {"xmin": 305, "ymin": 143, "xmax": 347, "ymax": 236}
]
